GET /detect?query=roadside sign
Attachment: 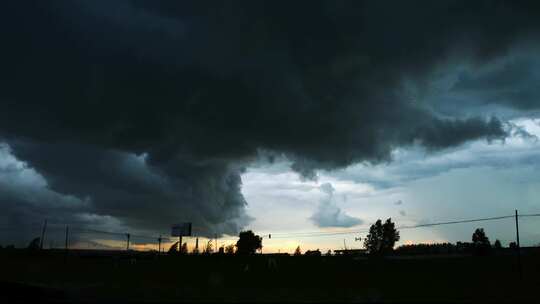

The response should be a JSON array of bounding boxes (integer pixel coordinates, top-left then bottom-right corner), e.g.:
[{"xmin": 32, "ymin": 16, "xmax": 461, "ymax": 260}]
[{"xmin": 171, "ymin": 223, "xmax": 192, "ymax": 237}]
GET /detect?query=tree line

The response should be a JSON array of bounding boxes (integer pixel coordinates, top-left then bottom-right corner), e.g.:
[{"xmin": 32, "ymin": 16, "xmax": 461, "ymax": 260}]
[
  {"xmin": 5, "ymin": 219, "xmax": 525, "ymax": 256},
  {"xmin": 209, "ymin": 219, "xmax": 521, "ymax": 256}
]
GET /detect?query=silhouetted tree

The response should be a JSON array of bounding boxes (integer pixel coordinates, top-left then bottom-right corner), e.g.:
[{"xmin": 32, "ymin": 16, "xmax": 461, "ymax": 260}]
[
  {"xmin": 456, "ymin": 241, "xmax": 474, "ymax": 253},
  {"xmin": 167, "ymin": 241, "xmax": 188, "ymax": 254},
  {"xmin": 364, "ymin": 218, "xmax": 400, "ymax": 255},
  {"xmin": 235, "ymin": 230, "xmax": 262, "ymax": 255},
  {"xmin": 395, "ymin": 243, "xmax": 457, "ymax": 255},
  {"xmin": 326, "ymin": 249, "xmax": 332, "ymax": 256},
  {"xmin": 203, "ymin": 240, "xmax": 214, "ymax": 255},
  {"xmin": 364, "ymin": 220, "xmax": 383, "ymax": 254},
  {"xmin": 472, "ymin": 228, "xmax": 490, "ymax": 247},
  {"xmin": 509, "ymin": 241, "xmax": 518, "ymax": 249},
  {"xmin": 168, "ymin": 241, "xmax": 179, "ymax": 254},
  {"xmin": 180, "ymin": 242, "xmax": 188, "ymax": 254},
  {"xmin": 225, "ymin": 244, "xmax": 235, "ymax": 254},
  {"xmin": 27, "ymin": 237, "xmax": 40, "ymax": 251},
  {"xmin": 472, "ymin": 228, "xmax": 491, "ymax": 255},
  {"xmin": 494, "ymin": 239, "xmax": 502, "ymax": 249},
  {"xmin": 382, "ymin": 218, "xmax": 400, "ymax": 252},
  {"xmin": 294, "ymin": 246, "xmax": 302, "ymax": 256}
]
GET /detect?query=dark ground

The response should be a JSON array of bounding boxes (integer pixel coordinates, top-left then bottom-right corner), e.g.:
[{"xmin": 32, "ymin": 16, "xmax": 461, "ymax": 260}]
[{"xmin": 0, "ymin": 249, "xmax": 539, "ymax": 303}]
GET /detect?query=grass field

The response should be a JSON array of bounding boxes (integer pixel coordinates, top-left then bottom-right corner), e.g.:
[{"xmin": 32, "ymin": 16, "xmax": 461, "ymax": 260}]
[{"xmin": 1, "ymin": 249, "xmax": 539, "ymax": 303}]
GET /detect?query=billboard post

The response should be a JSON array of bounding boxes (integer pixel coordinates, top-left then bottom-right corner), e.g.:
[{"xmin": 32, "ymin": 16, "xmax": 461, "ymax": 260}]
[
  {"xmin": 171, "ymin": 223, "xmax": 192, "ymax": 254},
  {"xmin": 178, "ymin": 236, "xmax": 182, "ymax": 255}
]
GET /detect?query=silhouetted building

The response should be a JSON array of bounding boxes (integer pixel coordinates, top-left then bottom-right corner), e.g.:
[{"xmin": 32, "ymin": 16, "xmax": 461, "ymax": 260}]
[
  {"xmin": 333, "ymin": 249, "xmax": 367, "ymax": 256},
  {"xmin": 305, "ymin": 249, "xmax": 322, "ymax": 256}
]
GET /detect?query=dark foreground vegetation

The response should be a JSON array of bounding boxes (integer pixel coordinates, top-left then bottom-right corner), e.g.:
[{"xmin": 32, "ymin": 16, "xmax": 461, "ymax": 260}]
[{"xmin": 1, "ymin": 248, "xmax": 539, "ymax": 303}]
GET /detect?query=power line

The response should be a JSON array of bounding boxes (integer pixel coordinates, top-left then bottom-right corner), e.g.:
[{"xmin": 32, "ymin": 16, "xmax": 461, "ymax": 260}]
[
  {"xmin": 47, "ymin": 214, "xmax": 527, "ymax": 240},
  {"xmin": 398, "ymin": 215, "xmax": 515, "ymax": 230},
  {"xmin": 265, "ymin": 214, "xmax": 517, "ymax": 239},
  {"xmin": 3, "ymin": 212, "xmax": 539, "ymax": 245},
  {"xmin": 518, "ymin": 213, "xmax": 540, "ymax": 218},
  {"xmin": 270, "ymin": 229, "xmax": 370, "ymax": 239},
  {"xmin": 71, "ymin": 228, "xmax": 127, "ymax": 236}
]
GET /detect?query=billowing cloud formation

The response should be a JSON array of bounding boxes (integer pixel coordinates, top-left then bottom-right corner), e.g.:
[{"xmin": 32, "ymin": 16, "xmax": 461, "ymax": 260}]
[
  {"xmin": 451, "ymin": 52, "xmax": 540, "ymax": 111},
  {"xmin": 2, "ymin": 140, "xmax": 251, "ymax": 242},
  {"xmin": 310, "ymin": 183, "xmax": 362, "ymax": 228},
  {"xmin": 329, "ymin": 118, "xmax": 540, "ymax": 190},
  {"xmin": 0, "ymin": 143, "xmax": 92, "ymax": 245},
  {"xmin": 1, "ymin": 1, "xmax": 539, "ymax": 237}
]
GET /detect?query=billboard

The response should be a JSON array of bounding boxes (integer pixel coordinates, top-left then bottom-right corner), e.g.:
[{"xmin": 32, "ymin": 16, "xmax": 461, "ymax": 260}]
[{"xmin": 171, "ymin": 223, "xmax": 192, "ymax": 237}]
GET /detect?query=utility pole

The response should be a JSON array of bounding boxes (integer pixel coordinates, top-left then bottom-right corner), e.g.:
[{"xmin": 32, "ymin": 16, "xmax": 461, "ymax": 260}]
[
  {"xmin": 515, "ymin": 209, "xmax": 523, "ymax": 279},
  {"xmin": 64, "ymin": 225, "xmax": 69, "ymax": 263},
  {"xmin": 65, "ymin": 225, "xmax": 69, "ymax": 251},
  {"xmin": 126, "ymin": 233, "xmax": 131, "ymax": 251},
  {"xmin": 158, "ymin": 235, "xmax": 162, "ymax": 254},
  {"xmin": 40, "ymin": 219, "xmax": 48, "ymax": 250},
  {"xmin": 215, "ymin": 233, "xmax": 218, "ymax": 253}
]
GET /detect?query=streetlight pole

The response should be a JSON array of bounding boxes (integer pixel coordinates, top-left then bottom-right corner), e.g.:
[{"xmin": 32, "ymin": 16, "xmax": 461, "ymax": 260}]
[{"xmin": 260, "ymin": 234, "xmax": 271, "ymax": 254}]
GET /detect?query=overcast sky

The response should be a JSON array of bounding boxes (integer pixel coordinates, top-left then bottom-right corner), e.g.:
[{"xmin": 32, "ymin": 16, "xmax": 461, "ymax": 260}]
[{"xmin": 1, "ymin": 1, "xmax": 540, "ymax": 252}]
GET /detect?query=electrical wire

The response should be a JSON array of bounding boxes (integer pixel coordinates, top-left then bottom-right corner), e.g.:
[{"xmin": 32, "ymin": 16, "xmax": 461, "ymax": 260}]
[
  {"xmin": 397, "ymin": 215, "xmax": 515, "ymax": 230},
  {"xmin": 3, "ymin": 212, "xmax": 539, "ymax": 245}
]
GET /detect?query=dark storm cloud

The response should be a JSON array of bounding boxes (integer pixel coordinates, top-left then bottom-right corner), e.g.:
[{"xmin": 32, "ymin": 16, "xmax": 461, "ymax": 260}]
[
  {"xmin": 7, "ymin": 140, "xmax": 251, "ymax": 237},
  {"xmin": 451, "ymin": 53, "xmax": 540, "ymax": 110},
  {"xmin": 0, "ymin": 143, "xmax": 94, "ymax": 245},
  {"xmin": 1, "ymin": 0, "xmax": 539, "ymax": 236}
]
